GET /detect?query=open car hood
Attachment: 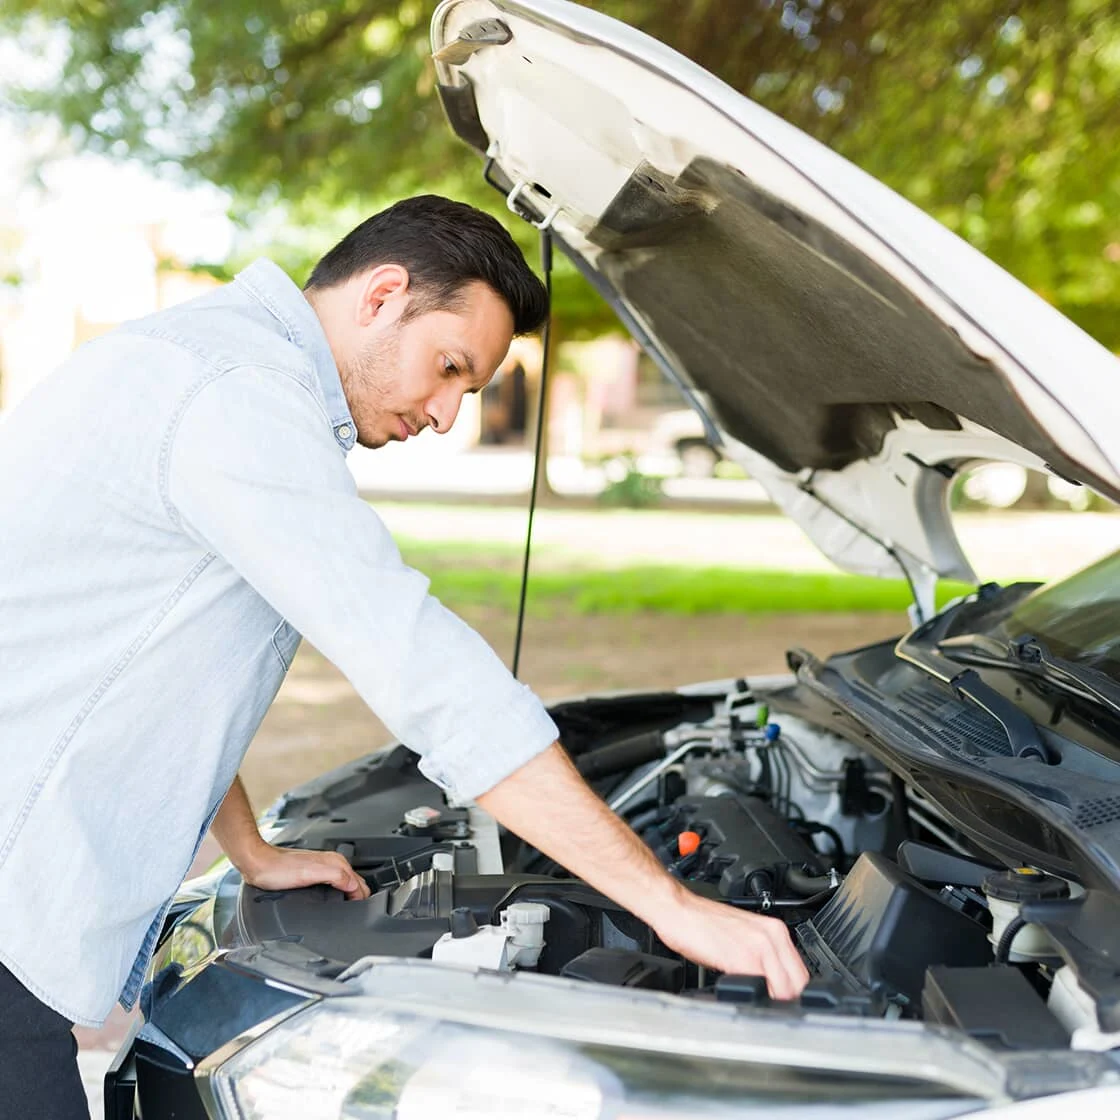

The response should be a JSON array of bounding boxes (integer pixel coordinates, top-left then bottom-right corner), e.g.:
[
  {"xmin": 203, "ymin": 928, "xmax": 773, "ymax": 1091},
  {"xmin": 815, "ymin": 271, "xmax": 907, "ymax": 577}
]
[{"xmin": 432, "ymin": 0, "xmax": 1120, "ymax": 611}]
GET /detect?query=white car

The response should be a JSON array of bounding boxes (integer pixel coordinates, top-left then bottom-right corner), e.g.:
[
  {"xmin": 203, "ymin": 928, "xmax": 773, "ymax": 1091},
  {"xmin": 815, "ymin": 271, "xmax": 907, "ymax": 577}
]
[
  {"xmin": 110, "ymin": 3, "xmax": 1120, "ymax": 1118},
  {"xmin": 650, "ymin": 408, "xmax": 725, "ymax": 478}
]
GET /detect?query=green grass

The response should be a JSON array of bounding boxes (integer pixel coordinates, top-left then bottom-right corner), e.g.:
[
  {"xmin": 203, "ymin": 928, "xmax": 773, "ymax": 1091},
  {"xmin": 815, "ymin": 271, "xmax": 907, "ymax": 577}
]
[{"xmin": 398, "ymin": 539, "xmax": 974, "ymax": 616}]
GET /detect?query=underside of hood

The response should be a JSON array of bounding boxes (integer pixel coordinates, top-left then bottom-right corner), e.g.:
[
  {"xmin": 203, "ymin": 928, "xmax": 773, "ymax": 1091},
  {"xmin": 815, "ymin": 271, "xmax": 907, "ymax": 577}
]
[{"xmin": 431, "ymin": 0, "xmax": 1120, "ymax": 611}]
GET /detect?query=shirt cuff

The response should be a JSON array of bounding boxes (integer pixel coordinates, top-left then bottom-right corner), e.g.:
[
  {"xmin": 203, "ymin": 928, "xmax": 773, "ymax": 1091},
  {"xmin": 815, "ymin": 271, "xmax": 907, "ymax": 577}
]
[{"xmin": 415, "ymin": 681, "xmax": 559, "ymax": 802}]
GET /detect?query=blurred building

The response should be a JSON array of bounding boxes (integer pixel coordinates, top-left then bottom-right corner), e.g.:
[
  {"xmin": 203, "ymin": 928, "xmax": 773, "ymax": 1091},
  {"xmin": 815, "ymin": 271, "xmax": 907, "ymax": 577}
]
[
  {"xmin": 0, "ymin": 151, "xmax": 699, "ymax": 480},
  {"xmin": 0, "ymin": 154, "xmax": 230, "ymax": 411}
]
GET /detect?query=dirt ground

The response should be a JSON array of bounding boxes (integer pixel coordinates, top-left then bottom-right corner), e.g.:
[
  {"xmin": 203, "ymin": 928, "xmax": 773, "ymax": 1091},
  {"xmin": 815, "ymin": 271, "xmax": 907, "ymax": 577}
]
[
  {"xmin": 238, "ymin": 608, "xmax": 906, "ymax": 808},
  {"xmin": 76, "ymin": 608, "xmax": 904, "ymax": 1058}
]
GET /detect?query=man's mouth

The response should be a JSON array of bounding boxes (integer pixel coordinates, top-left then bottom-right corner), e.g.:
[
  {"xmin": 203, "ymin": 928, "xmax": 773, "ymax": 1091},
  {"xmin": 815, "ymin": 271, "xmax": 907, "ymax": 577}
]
[{"xmin": 398, "ymin": 417, "xmax": 410, "ymax": 441}]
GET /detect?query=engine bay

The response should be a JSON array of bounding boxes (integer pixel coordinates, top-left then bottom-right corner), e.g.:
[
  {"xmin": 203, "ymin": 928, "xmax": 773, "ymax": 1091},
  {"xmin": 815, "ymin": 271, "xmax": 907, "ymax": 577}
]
[{"xmin": 207, "ymin": 679, "xmax": 1117, "ymax": 1055}]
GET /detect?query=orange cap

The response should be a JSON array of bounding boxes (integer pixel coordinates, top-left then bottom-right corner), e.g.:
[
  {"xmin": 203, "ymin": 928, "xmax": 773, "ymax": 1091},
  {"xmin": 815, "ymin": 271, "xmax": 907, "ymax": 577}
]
[{"xmin": 678, "ymin": 831, "xmax": 702, "ymax": 858}]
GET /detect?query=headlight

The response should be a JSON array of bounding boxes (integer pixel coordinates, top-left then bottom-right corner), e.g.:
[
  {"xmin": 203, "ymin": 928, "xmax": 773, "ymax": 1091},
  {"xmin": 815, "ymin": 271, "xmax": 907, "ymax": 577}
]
[
  {"xmin": 200, "ymin": 961, "xmax": 996, "ymax": 1119},
  {"xmin": 208, "ymin": 1001, "xmax": 983, "ymax": 1120},
  {"xmin": 210, "ymin": 1006, "xmax": 609, "ymax": 1119}
]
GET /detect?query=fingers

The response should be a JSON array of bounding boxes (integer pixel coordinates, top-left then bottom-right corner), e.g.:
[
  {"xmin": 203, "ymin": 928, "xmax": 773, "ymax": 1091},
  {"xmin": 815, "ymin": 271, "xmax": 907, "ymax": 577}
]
[
  {"xmin": 315, "ymin": 852, "xmax": 371, "ymax": 900},
  {"xmin": 755, "ymin": 939, "xmax": 791, "ymax": 1001},
  {"xmin": 758, "ymin": 918, "xmax": 810, "ymax": 1001},
  {"xmin": 251, "ymin": 847, "xmax": 371, "ymax": 899},
  {"xmin": 782, "ymin": 939, "xmax": 811, "ymax": 998},
  {"xmin": 752, "ymin": 913, "xmax": 806, "ymax": 1003},
  {"xmin": 757, "ymin": 919, "xmax": 809, "ymax": 1001},
  {"xmin": 342, "ymin": 872, "xmax": 372, "ymax": 901},
  {"xmin": 656, "ymin": 898, "xmax": 809, "ymax": 1001}
]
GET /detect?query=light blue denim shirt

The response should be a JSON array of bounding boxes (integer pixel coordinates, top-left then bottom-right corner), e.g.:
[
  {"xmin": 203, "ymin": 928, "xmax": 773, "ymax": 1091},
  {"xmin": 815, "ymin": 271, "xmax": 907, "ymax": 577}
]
[{"xmin": 0, "ymin": 259, "xmax": 558, "ymax": 1026}]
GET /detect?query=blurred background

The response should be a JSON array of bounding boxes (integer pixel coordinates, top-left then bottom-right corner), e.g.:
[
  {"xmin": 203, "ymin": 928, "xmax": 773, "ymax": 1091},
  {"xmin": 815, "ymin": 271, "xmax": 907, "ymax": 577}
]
[
  {"xmin": 4, "ymin": 0, "xmax": 1119, "ymax": 489},
  {"xmin": 3, "ymin": 0, "xmax": 1119, "ymax": 796},
  {"xmin": 4, "ymin": 0, "xmax": 1120, "ymax": 791},
  {"xmin": 2, "ymin": 0, "xmax": 1120, "ymax": 1084}
]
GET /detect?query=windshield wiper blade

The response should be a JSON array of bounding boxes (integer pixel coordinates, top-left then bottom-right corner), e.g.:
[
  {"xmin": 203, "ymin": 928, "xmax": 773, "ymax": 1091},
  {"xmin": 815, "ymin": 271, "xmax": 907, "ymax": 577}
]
[
  {"xmin": 938, "ymin": 632, "xmax": 1120, "ymax": 723},
  {"xmin": 947, "ymin": 668, "xmax": 1054, "ymax": 764},
  {"xmin": 894, "ymin": 629, "xmax": 1056, "ymax": 764}
]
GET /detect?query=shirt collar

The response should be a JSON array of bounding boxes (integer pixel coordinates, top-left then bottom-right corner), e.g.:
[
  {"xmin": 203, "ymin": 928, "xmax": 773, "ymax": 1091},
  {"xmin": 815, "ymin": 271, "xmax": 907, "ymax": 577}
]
[{"xmin": 234, "ymin": 259, "xmax": 357, "ymax": 452}]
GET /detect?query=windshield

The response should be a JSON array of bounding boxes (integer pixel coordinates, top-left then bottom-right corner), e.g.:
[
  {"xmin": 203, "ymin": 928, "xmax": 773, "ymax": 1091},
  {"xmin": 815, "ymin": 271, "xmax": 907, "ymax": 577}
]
[{"xmin": 996, "ymin": 550, "xmax": 1120, "ymax": 682}]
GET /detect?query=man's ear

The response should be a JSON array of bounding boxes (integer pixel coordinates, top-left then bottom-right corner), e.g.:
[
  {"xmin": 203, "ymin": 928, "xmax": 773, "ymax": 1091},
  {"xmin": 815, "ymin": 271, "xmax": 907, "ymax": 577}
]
[{"xmin": 356, "ymin": 264, "xmax": 411, "ymax": 326}]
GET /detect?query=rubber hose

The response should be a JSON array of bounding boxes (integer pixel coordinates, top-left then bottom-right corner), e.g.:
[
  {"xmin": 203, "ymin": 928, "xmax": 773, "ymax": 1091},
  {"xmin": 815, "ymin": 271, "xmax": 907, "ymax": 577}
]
[
  {"xmin": 892, "ymin": 773, "xmax": 913, "ymax": 841},
  {"xmin": 726, "ymin": 886, "xmax": 837, "ymax": 911},
  {"xmin": 793, "ymin": 821, "xmax": 847, "ymax": 867},
  {"xmin": 575, "ymin": 731, "xmax": 666, "ymax": 781},
  {"xmin": 747, "ymin": 870, "xmax": 775, "ymax": 898},
  {"xmin": 994, "ymin": 916, "xmax": 1027, "ymax": 964},
  {"xmin": 626, "ymin": 806, "xmax": 661, "ymax": 833},
  {"xmin": 785, "ymin": 866, "xmax": 833, "ymax": 897}
]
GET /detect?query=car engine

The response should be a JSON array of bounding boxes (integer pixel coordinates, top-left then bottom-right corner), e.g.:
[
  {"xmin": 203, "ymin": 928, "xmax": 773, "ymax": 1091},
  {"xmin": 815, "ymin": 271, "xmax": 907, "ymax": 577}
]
[{"xmin": 188, "ymin": 679, "xmax": 1082, "ymax": 1052}]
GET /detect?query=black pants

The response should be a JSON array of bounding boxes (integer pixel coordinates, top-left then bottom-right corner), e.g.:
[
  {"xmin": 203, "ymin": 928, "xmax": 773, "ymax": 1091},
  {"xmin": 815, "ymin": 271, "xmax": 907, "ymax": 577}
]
[{"xmin": 0, "ymin": 963, "xmax": 89, "ymax": 1119}]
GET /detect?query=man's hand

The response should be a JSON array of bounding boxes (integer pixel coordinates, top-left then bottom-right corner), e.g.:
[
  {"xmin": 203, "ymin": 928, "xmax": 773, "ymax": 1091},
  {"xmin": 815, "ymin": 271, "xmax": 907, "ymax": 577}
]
[
  {"xmin": 236, "ymin": 843, "xmax": 371, "ymax": 900},
  {"xmin": 652, "ymin": 893, "xmax": 808, "ymax": 1001},
  {"xmin": 211, "ymin": 776, "xmax": 371, "ymax": 901},
  {"xmin": 478, "ymin": 743, "xmax": 810, "ymax": 1001}
]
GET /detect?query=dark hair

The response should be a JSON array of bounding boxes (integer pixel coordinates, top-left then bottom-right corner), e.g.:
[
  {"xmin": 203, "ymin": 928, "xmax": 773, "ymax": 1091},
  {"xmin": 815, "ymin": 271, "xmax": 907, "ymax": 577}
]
[{"xmin": 304, "ymin": 195, "xmax": 549, "ymax": 335}]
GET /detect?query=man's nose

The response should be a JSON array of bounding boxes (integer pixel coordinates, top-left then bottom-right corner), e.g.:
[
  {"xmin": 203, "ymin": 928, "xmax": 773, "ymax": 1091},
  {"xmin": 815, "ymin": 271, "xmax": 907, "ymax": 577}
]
[{"xmin": 426, "ymin": 385, "xmax": 464, "ymax": 435}]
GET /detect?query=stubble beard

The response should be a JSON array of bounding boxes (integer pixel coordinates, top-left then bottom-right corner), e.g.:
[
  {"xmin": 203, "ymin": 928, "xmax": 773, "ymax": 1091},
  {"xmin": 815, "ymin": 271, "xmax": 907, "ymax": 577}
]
[{"xmin": 339, "ymin": 330, "xmax": 400, "ymax": 449}]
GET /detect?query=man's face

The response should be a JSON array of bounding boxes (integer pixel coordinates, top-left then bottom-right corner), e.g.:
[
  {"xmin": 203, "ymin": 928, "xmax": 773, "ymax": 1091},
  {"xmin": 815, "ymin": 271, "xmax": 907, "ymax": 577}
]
[{"xmin": 339, "ymin": 279, "xmax": 515, "ymax": 449}]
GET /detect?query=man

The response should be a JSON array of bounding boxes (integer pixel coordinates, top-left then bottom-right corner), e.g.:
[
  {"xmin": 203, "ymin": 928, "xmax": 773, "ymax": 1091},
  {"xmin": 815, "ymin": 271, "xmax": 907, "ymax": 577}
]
[{"xmin": 0, "ymin": 195, "xmax": 807, "ymax": 1115}]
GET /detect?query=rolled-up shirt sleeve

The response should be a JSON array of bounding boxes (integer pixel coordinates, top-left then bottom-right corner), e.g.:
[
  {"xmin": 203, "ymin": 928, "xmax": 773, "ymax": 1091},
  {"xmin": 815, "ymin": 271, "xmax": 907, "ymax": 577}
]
[{"xmin": 166, "ymin": 364, "xmax": 558, "ymax": 801}]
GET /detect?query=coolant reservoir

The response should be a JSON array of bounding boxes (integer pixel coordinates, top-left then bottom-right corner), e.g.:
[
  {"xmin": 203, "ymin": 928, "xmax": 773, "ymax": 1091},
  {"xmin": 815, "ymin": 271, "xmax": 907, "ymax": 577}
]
[
  {"xmin": 982, "ymin": 868, "xmax": 1069, "ymax": 962},
  {"xmin": 1049, "ymin": 967, "xmax": 1120, "ymax": 1051},
  {"xmin": 430, "ymin": 902, "xmax": 551, "ymax": 971}
]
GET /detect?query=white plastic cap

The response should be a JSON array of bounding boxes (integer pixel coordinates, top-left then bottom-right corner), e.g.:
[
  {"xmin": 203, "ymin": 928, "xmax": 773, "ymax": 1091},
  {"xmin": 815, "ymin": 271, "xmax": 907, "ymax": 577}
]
[
  {"xmin": 404, "ymin": 805, "xmax": 443, "ymax": 828},
  {"xmin": 503, "ymin": 902, "xmax": 550, "ymax": 926}
]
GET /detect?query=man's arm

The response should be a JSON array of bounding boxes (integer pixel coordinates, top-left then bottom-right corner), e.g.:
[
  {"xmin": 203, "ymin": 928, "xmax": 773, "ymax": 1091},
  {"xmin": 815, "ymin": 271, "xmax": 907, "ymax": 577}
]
[
  {"xmin": 212, "ymin": 776, "xmax": 371, "ymax": 900},
  {"xmin": 216, "ymin": 750, "xmax": 806, "ymax": 996},
  {"xmin": 167, "ymin": 369, "xmax": 801, "ymax": 993},
  {"xmin": 479, "ymin": 743, "xmax": 809, "ymax": 1000}
]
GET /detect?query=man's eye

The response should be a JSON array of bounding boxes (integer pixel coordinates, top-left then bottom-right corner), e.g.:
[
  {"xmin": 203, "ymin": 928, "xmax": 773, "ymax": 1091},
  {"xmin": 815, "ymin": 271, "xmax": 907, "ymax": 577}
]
[{"xmin": 443, "ymin": 358, "xmax": 458, "ymax": 376}]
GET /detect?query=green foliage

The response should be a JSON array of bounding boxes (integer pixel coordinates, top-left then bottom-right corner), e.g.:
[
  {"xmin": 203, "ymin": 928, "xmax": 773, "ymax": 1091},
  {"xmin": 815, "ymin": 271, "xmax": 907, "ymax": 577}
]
[
  {"xmin": 597, "ymin": 455, "xmax": 665, "ymax": 508},
  {"xmin": 3, "ymin": 1, "xmax": 1118, "ymax": 342},
  {"xmin": 603, "ymin": 0, "xmax": 1120, "ymax": 344}
]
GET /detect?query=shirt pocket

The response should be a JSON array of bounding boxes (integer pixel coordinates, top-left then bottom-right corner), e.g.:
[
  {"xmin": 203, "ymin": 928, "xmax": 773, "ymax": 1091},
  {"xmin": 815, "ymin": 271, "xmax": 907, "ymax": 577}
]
[{"xmin": 271, "ymin": 619, "xmax": 302, "ymax": 670}]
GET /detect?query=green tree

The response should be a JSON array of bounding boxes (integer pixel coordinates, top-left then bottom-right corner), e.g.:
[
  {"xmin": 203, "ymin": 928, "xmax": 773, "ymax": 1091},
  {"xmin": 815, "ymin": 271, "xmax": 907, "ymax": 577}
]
[
  {"xmin": 3, "ymin": 0, "xmax": 1118, "ymax": 343},
  {"xmin": 603, "ymin": 0, "xmax": 1120, "ymax": 341}
]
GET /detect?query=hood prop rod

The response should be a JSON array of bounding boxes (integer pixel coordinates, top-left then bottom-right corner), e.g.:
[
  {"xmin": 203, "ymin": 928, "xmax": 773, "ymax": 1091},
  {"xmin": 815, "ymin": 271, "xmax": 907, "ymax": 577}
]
[{"xmin": 512, "ymin": 226, "xmax": 554, "ymax": 680}]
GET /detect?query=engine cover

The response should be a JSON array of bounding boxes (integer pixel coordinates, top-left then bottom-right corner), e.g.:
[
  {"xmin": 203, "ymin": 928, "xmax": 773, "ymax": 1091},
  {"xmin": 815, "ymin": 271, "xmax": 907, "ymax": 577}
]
[{"xmin": 650, "ymin": 795, "xmax": 822, "ymax": 898}]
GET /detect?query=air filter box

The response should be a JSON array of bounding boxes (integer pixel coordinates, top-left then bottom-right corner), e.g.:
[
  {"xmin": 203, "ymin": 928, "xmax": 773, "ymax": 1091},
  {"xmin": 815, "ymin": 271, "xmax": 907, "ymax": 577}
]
[{"xmin": 797, "ymin": 851, "xmax": 991, "ymax": 1007}]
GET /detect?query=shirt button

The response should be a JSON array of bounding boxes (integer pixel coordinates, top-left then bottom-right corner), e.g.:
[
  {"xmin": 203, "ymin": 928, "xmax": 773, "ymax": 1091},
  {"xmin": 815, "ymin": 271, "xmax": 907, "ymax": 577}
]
[{"xmin": 337, "ymin": 424, "xmax": 352, "ymax": 440}]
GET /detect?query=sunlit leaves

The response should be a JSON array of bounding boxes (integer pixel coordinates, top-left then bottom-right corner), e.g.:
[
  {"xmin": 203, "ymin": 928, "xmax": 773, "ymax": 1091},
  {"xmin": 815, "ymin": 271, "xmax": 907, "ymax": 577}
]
[{"xmin": 2, "ymin": 0, "xmax": 1117, "ymax": 342}]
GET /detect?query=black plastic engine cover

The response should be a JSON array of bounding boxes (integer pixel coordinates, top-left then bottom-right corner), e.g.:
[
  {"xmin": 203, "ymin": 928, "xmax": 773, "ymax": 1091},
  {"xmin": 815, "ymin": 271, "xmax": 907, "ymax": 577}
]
[
  {"xmin": 561, "ymin": 947, "xmax": 685, "ymax": 992},
  {"xmin": 797, "ymin": 851, "xmax": 992, "ymax": 1007},
  {"xmin": 922, "ymin": 966, "xmax": 1070, "ymax": 1050},
  {"xmin": 666, "ymin": 795, "xmax": 821, "ymax": 897}
]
